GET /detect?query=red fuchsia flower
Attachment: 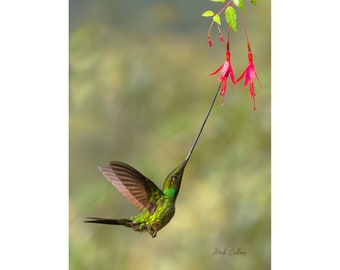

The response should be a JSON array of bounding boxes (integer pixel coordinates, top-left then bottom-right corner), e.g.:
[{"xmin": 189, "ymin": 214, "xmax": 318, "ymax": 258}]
[
  {"xmin": 236, "ymin": 51, "xmax": 263, "ymax": 110},
  {"xmin": 210, "ymin": 49, "xmax": 236, "ymax": 106}
]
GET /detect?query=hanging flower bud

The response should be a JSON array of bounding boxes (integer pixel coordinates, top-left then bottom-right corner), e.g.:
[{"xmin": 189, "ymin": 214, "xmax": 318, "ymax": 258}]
[
  {"xmin": 208, "ymin": 35, "xmax": 212, "ymax": 48},
  {"xmin": 219, "ymin": 32, "xmax": 224, "ymax": 43}
]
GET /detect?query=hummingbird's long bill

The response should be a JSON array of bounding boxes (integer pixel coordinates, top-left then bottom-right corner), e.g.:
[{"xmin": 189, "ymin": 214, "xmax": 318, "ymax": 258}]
[
  {"xmin": 184, "ymin": 82, "xmax": 221, "ymax": 164},
  {"xmin": 85, "ymin": 83, "xmax": 221, "ymax": 237}
]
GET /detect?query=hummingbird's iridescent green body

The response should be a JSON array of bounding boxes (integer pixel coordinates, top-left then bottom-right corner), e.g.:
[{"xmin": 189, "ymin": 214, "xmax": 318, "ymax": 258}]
[
  {"xmin": 130, "ymin": 161, "xmax": 186, "ymax": 236},
  {"xmin": 85, "ymin": 84, "xmax": 220, "ymax": 237}
]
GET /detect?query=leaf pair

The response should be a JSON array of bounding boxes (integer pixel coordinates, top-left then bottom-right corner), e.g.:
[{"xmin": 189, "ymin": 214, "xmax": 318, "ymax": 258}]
[
  {"xmin": 202, "ymin": 0, "xmax": 257, "ymax": 32},
  {"xmin": 202, "ymin": 7, "xmax": 238, "ymax": 32}
]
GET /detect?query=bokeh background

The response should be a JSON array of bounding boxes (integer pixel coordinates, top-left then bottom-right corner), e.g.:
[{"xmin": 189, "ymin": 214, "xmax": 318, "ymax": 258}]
[{"xmin": 69, "ymin": 0, "xmax": 270, "ymax": 269}]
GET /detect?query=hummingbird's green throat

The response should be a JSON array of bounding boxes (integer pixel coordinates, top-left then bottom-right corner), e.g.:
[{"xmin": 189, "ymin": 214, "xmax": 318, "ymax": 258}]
[{"xmin": 85, "ymin": 83, "xmax": 221, "ymax": 237}]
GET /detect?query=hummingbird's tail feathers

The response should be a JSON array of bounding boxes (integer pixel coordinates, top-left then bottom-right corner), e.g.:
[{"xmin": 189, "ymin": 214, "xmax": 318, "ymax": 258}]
[
  {"xmin": 84, "ymin": 217, "xmax": 157, "ymax": 237},
  {"xmin": 84, "ymin": 217, "xmax": 133, "ymax": 226}
]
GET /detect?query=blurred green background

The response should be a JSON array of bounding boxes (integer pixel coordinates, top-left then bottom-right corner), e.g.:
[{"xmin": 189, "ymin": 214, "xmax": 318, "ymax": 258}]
[{"xmin": 70, "ymin": 0, "xmax": 270, "ymax": 269}]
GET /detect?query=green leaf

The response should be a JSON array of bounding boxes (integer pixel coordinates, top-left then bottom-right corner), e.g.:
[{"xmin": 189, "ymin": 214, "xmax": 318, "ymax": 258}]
[
  {"xmin": 210, "ymin": 0, "xmax": 225, "ymax": 3},
  {"xmin": 225, "ymin": 6, "xmax": 237, "ymax": 32},
  {"xmin": 233, "ymin": 0, "xmax": 244, "ymax": 11},
  {"xmin": 202, "ymin": 10, "xmax": 215, "ymax": 17},
  {"xmin": 250, "ymin": 0, "xmax": 257, "ymax": 5},
  {"xmin": 213, "ymin": 14, "xmax": 221, "ymax": 25}
]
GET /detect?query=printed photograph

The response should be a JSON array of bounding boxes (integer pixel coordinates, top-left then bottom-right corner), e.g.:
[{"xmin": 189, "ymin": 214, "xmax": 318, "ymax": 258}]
[{"xmin": 69, "ymin": 1, "xmax": 271, "ymax": 269}]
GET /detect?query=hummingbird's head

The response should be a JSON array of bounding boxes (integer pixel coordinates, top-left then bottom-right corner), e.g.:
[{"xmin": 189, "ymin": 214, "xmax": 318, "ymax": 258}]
[{"xmin": 162, "ymin": 160, "xmax": 187, "ymax": 201}]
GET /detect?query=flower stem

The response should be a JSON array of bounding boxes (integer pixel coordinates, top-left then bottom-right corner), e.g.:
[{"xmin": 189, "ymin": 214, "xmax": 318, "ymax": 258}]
[
  {"xmin": 241, "ymin": 11, "xmax": 251, "ymax": 52},
  {"xmin": 216, "ymin": 0, "xmax": 233, "ymax": 16}
]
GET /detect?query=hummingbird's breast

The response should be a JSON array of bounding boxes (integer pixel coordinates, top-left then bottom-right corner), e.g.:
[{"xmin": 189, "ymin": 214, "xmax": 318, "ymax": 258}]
[
  {"xmin": 149, "ymin": 198, "xmax": 175, "ymax": 230},
  {"xmin": 132, "ymin": 197, "xmax": 176, "ymax": 233}
]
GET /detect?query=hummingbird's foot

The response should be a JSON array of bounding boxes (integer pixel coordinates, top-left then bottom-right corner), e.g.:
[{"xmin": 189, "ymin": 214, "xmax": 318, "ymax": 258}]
[
  {"xmin": 130, "ymin": 222, "xmax": 143, "ymax": 232},
  {"xmin": 147, "ymin": 226, "xmax": 158, "ymax": 238},
  {"xmin": 129, "ymin": 222, "xmax": 157, "ymax": 237}
]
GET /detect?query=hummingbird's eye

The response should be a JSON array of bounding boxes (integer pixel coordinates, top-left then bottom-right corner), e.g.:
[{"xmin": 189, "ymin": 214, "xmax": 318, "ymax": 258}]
[{"xmin": 172, "ymin": 175, "xmax": 178, "ymax": 181}]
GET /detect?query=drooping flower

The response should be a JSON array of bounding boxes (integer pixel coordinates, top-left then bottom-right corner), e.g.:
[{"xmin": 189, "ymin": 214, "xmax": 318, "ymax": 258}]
[
  {"xmin": 210, "ymin": 48, "xmax": 236, "ymax": 106},
  {"xmin": 236, "ymin": 51, "xmax": 263, "ymax": 110}
]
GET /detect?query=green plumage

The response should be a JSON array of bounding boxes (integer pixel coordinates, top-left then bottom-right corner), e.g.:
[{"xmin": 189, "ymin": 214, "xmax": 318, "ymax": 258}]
[{"xmin": 85, "ymin": 83, "xmax": 221, "ymax": 238}]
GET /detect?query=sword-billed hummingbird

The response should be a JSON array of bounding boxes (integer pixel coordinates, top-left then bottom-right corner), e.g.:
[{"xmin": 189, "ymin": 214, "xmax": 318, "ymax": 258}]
[{"xmin": 85, "ymin": 83, "xmax": 221, "ymax": 238}]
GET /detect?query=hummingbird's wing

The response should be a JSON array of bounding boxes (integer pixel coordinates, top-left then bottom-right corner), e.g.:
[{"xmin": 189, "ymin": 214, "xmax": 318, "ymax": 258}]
[{"xmin": 98, "ymin": 161, "xmax": 163, "ymax": 214}]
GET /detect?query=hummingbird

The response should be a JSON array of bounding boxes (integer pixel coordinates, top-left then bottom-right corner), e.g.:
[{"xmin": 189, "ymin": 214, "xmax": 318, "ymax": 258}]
[{"xmin": 84, "ymin": 83, "xmax": 221, "ymax": 238}]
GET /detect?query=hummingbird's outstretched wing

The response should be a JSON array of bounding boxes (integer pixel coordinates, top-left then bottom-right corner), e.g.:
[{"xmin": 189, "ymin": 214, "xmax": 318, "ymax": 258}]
[{"xmin": 98, "ymin": 161, "xmax": 163, "ymax": 214}]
